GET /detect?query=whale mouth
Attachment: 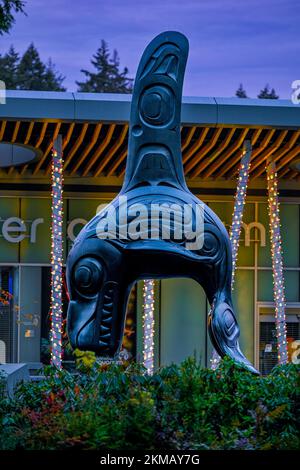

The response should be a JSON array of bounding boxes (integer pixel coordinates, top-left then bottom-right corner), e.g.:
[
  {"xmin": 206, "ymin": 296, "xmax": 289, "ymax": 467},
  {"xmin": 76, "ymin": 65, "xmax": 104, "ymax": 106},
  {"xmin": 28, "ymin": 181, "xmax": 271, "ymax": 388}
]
[
  {"xmin": 67, "ymin": 281, "xmax": 118, "ymax": 357},
  {"xmin": 97, "ymin": 283, "xmax": 115, "ymax": 353}
]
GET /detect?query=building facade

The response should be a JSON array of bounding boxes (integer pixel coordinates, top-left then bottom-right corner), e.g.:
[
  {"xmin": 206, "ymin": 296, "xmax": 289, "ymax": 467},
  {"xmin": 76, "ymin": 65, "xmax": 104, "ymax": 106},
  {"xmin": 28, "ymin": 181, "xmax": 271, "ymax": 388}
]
[{"xmin": 0, "ymin": 91, "xmax": 300, "ymax": 373}]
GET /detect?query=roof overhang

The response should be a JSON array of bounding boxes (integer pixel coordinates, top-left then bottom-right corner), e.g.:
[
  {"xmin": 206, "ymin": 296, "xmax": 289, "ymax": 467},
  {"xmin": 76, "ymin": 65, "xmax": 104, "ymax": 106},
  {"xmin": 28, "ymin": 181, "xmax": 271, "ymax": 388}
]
[
  {"xmin": 1, "ymin": 90, "xmax": 300, "ymax": 129},
  {"xmin": 0, "ymin": 91, "xmax": 299, "ymax": 186}
]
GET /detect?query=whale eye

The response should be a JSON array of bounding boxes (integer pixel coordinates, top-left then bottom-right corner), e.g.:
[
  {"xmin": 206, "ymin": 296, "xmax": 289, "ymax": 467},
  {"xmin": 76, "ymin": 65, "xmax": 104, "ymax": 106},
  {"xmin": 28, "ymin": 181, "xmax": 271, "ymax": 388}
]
[{"xmin": 73, "ymin": 257, "xmax": 103, "ymax": 298}]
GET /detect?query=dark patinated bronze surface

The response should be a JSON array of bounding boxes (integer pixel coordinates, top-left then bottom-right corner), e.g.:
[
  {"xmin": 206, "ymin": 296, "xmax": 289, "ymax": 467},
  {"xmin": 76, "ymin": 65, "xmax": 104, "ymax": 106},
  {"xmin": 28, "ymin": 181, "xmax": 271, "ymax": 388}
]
[{"xmin": 66, "ymin": 31, "xmax": 258, "ymax": 374}]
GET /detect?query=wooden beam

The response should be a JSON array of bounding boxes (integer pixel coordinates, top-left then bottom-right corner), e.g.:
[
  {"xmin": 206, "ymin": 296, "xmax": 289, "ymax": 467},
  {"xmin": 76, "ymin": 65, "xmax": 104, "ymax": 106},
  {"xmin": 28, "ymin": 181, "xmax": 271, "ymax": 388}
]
[
  {"xmin": 82, "ymin": 124, "xmax": 116, "ymax": 177},
  {"xmin": 271, "ymin": 131, "xmax": 300, "ymax": 170},
  {"xmin": 192, "ymin": 128, "xmax": 236, "ymax": 178},
  {"xmin": 0, "ymin": 121, "xmax": 6, "ymax": 140},
  {"xmin": 63, "ymin": 122, "xmax": 75, "ymax": 150},
  {"xmin": 288, "ymin": 171, "xmax": 299, "ymax": 179},
  {"xmin": 7, "ymin": 121, "xmax": 21, "ymax": 174},
  {"xmin": 185, "ymin": 128, "xmax": 222, "ymax": 175},
  {"xmin": 207, "ymin": 128, "xmax": 249, "ymax": 178},
  {"xmin": 11, "ymin": 121, "xmax": 20, "ymax": 142},
  {"xmin": 94, "ymin": 125, "xmax": 128, "ymax": 177},
  {"xmin": 225, "ymin": 128, "xmax": 262, "ymax": 179},
  {"xmin": 250, "ymin": 130, "xmax": 289, "ymax": 178},
  {"xmin": 63, "ymin": 123, "xmax": 89, "ymax": 170},
  {"xmin": 181, "ymin": 126, "xmax": 197, "ymax": 152},
  {"xmin": 69, "ymin": 123, "xmax": 102, "ymax": 175},
  {"xmin": 276, "ymin": 145, "xmax": 300, "ymax": 176},
  {"xmin": 33, "ymin": 122, "xmax": 61, "ymax": 175},
  {"xmin": 108, "ymin": 148, "xmax": 127, "ymax": 177},
  {"xmin": 24, "ymin": 121, "xmax": 34, "ymax": 145},
  {"xmin": 250, "ymin": 131, "xmax": 299, "ymax": 180},
  {"xmin": 220, "ymin": 128, "xmax": 275, "ymax": 179},
  {"xmin": 20, "ymin": 122, "xmax": 48, "ymax": 175},
  {"xmin": 182, "ymin": 127, "xmax": 209, "ymax": 164}
]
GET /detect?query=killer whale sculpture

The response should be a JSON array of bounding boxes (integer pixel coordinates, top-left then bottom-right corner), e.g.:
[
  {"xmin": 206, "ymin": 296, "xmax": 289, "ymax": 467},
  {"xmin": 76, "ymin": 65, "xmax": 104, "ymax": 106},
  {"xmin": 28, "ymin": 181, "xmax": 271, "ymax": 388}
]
[{"xmin": 66, "ymin": 31, "xmax": 258, "ymax": 374}]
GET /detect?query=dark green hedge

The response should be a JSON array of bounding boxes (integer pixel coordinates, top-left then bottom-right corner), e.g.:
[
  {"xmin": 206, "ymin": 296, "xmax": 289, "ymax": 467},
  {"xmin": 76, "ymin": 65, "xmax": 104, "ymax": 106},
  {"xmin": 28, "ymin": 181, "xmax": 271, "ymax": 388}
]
[{"xmin": 0, "ymin": 357, "xmax": 299, "ymax": 450}]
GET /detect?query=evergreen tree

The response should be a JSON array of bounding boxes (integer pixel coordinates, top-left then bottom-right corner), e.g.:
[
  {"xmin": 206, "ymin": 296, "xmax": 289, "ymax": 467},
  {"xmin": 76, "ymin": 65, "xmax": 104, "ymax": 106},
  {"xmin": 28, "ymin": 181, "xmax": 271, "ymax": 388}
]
[
  {"xmin": 235, "ymin": 83, "xmax": 248, "ymax": 98},
  {"xmin": 0, "ymin": 45, "xmax": 19, "ymax": 88},
  {"xmin": 0, "ymin": 0, "xmax": 26, "ymax": 35},
  {"xmin": 77, "ymin": 40, "xmax": 133, "ymax": 93},
  {"xmin": 43, "ymin": 58, "xmax": 66, "ymax": 91},
  {"xmin": 258, "ymin": 84, "xmax": 279, "ymax": 99},
  {"xmin": 16, "ymin": 43, "xmax": 65, "ymax": 91}
]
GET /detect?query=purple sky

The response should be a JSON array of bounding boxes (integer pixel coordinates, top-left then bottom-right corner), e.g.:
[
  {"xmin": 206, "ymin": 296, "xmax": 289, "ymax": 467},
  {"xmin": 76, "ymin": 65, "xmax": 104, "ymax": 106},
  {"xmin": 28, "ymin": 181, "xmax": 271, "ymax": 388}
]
[{"xmin": 1, "ymin": 0, "xmax": 299, "ymax": 98}]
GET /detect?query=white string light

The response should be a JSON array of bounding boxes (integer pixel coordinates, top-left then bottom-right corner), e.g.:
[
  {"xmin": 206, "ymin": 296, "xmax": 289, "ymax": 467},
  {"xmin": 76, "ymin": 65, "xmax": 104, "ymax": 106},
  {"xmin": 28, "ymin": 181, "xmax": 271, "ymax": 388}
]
[
  {"xmin": 229, "ymin": 140, "xmax": 252, "ymax": 288},
  {"xmin": 266, "ymin": 160, "xmax": 288, "ymax": 365},
  {"xmin": 210, "ymin": 140, "xmax": 252, "ymax": 369},
  {"xmin": 50, "ymin": 135, "xmax": 63, "ymax": 369},
  {"xmin": 143, "ymin": 279, "xmax": 155, "ymax": 374}
]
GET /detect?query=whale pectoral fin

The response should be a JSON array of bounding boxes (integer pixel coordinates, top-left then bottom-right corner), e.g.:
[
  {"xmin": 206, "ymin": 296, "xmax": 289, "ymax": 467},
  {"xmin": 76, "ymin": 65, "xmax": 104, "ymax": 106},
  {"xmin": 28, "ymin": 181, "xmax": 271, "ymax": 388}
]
[{"xmin": 208, "ymin": 301, "xmax": 260, "ymax": 375}]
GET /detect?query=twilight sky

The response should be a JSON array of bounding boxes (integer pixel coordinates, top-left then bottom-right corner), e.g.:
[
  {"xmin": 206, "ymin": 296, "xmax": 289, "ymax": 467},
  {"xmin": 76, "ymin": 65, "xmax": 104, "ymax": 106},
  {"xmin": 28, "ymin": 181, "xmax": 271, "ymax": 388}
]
[{"xmin": 1, "ymin": 0, "xmax": 299, "ymax": 98}]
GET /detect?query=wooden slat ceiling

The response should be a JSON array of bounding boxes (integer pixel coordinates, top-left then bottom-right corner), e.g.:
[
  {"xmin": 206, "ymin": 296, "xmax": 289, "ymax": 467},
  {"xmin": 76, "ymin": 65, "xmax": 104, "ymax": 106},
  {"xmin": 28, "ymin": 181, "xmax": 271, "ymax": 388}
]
[{"xmin": 0, "ymin": 120, "xmax": 300, "ymax": 180}]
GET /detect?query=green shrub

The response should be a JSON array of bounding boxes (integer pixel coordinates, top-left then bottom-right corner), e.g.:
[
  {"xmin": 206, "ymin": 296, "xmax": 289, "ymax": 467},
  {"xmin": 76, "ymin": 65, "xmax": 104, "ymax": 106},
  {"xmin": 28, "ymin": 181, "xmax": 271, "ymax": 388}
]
[{"xmin": 0, "ymin": 357, "xmax": 299, "ymax": 450}]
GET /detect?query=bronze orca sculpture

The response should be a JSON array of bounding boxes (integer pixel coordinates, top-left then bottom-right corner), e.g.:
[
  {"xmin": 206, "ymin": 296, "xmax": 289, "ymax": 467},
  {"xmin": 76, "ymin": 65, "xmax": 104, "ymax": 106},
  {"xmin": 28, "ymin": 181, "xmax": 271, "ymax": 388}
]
[{"xmin": 66, "ymin": 31, "xmax": 258, "ymax": 374}]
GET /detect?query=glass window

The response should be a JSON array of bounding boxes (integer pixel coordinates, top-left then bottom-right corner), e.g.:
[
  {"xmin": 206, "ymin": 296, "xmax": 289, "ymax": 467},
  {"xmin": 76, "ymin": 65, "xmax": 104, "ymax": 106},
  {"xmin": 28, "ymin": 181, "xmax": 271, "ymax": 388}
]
[
  {"xmin": 258, "ymin": 203, "xmax": 272, "ymax": 267},
  {"xmin": 233, "ymin": 269, "xmax": 255, "ymax": 363},
  {"xmin": 0, "ymin": 267, "xmax": 18, "ymax": 363},
  {"xmin": 281, "ymin": 204, "xmax": 300, "ymax": 268},
  {"xmin": 259, "ymin": 308, "xmax": 300, "ymax": 375}
]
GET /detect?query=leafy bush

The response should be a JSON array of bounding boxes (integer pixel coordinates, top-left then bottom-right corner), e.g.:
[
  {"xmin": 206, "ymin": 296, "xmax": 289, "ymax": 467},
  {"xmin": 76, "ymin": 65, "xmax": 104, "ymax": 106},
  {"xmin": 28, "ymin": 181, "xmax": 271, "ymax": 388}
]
[{"xmin": 0, "ymin": 357, "xmax": 299, "ymax": 450}]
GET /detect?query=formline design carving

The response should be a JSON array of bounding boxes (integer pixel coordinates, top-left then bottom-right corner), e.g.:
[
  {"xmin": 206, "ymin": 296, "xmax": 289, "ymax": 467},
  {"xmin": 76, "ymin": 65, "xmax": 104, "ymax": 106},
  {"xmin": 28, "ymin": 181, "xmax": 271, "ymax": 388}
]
[{"xmin": 66, "ymin": 31, "xmax": 259, "ymax": 374}]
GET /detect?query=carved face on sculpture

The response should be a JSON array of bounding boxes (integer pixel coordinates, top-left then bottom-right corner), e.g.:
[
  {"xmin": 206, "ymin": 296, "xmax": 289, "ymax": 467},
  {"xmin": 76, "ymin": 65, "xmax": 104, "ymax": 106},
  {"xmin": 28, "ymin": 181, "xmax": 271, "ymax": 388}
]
[{"xmin": 66, "ymin": 31, "xmax": 259, "ymax": 374}]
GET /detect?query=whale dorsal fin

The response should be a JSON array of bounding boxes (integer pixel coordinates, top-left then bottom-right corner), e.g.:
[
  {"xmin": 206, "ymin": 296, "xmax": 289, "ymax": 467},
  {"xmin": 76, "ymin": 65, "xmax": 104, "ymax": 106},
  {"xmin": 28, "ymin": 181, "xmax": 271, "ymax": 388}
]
[{"xmin": 122, "ymin": 31, "xmax": 189, "ymax": 193}]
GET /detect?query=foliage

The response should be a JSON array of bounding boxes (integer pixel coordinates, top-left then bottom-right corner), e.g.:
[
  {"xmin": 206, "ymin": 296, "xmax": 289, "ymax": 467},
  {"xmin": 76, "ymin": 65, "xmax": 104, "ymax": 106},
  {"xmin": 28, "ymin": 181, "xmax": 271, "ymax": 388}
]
[
  {"xmin": 76, "ymin": 40, "xmax": 133, "ymax": 93},
  {"xmin": 40, "ymin": 338, "xmax": 51, "ymax": 364},
  {"xmin": 0, "ymin": 45, "xmax": 19, "ymax": 88},
  {"xmin": 0, "ymin": 0, "xmax": 26, "ymax": 35},
  {"xmin": 257, "ymin": 84, "xmax": 279, "ymax": 99},
  {"xmin": 16, "ymin": 43, "xmax": 65, "ymax": 91},
  {"xmin": 236, "ymin": 83, "xmax": 248, "ymax": 98},
  {"xmin": 0, "ymin": 43, "xmax": 66, "ymax": 91},
  {"xmin": 73, "ymin": 349, "xmax": 96, "ymax": 372},
  {"xmin": 0, "ymin": 370, "xmax": 6, "ymax": 399},
  {"xmin": 0, "ymin": 357, "xmax": 299, "ymax": 450}
]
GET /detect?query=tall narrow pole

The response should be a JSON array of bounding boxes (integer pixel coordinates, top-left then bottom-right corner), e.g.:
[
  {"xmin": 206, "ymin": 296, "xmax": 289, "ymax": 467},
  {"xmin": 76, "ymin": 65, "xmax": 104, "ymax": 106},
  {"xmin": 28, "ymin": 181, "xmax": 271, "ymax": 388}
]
[
  {"xmin": 266, "ymin": 160, "xmax": 288, "ymax": 365},
  {"xmin": 143, "ymin": 280, "xmax": 155, "ymax": 374},
  {"xmin": 50, "ymin": 135, "xmax": 63, "ymax": 369},
  {"xmin": 211, "ymin": 141, "xmax": 251, "ymax": 369},
  {"xmin": 229, "ymin": 140, "xmax": 252, "ymax": 288}
]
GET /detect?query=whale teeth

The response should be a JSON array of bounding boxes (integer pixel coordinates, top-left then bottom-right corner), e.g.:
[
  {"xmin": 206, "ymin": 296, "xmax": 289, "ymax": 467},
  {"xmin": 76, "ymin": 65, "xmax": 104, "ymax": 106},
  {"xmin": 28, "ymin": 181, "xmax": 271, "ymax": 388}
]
[
  {"xmin": 99, "ymin": 340, "xmax": 109, "ymax": 349},
  {"xmin": 102, "ymin": 316, "xmax": 112, "ymax": 325},
  {"xmin": 102, "ymin": 309, "xmax": 112, "ymax": 317},
  {"xmin": 100, "ymin": 333, "xmax": 111, "ymax": 340},
  {"xmin": 100, "ymin": 325, "xmax": 110, "ymax": 334},
  {"xmin": 103, "ymin": 302, "xmax": 113, "ymax": 309}
]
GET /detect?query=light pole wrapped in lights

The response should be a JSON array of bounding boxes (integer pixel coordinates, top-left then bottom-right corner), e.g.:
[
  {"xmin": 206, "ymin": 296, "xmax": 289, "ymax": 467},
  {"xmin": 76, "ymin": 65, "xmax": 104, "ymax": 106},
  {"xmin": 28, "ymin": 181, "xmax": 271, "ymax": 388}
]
[
  {"xmin": 211, "ymin": 140, "xmax": 251, "ymax": 369},
  {"xmin": 266, "ymin": 159, "xmax": 288, "ymax": 365},
  {"xmin": 143, "ymin": 279, "xmax": 155, "ymax": 374},
  {"xmin": 229, "ymin": 140, "xmax": 252, "ymax": 288},
  {"xmin": 50, "ymin": 135, "xmax": 64, "ymax": 369}
]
